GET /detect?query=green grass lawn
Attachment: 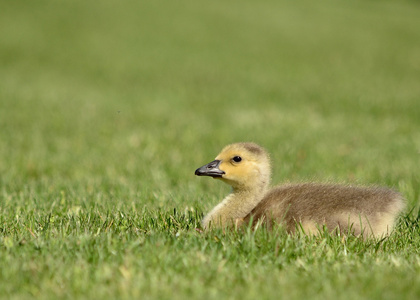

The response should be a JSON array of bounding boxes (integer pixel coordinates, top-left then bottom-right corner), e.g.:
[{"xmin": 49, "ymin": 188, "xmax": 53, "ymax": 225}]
[{"xmin": 1, "ymin": 0, "xmax": 420, "ymax": 299}]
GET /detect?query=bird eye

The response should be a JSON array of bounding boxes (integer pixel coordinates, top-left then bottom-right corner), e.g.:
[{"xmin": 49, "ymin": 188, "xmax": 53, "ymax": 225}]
[{"xmin": 232, "ymin": 156, "xmax": 242, "ymax": 163}]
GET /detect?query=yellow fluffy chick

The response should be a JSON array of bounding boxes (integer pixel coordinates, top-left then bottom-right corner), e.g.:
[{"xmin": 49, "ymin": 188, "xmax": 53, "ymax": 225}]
[{"xmin": 195, "ymin": 142, "xmax": 405, "ymax": 237}]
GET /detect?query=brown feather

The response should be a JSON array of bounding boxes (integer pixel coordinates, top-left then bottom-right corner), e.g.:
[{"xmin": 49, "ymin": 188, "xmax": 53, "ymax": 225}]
[{"xmin": 243, "ymin": 183, "xmax": 404, "ymax": 236}]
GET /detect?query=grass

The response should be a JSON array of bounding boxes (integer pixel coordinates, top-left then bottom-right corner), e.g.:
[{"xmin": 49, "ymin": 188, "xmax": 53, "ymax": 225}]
[{"xmin": 1, "ymin": 0, "xmax": 420, "ymax": 299}]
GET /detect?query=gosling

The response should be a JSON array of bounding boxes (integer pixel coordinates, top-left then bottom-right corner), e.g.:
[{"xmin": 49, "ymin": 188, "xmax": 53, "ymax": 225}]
[{"xmin": 195, "ymin": 142, "xmax": 405, "ymax": 238}]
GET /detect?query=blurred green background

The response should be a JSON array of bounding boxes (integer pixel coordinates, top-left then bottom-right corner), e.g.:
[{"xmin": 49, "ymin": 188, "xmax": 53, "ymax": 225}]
[{"xmin": 1, "ymin": 0, "xmax": 419, "ymax": 209}]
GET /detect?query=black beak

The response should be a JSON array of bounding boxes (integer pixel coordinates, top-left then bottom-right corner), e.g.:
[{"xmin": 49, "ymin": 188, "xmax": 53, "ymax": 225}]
[{"xmin": 195, "ymin": 160, "xmax": 225, "ymax": 177}]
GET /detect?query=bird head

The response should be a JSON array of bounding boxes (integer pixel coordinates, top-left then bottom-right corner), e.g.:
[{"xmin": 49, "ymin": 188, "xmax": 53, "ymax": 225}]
[{"xmin": 195, "ymin": 142, "xmax": 271, "ymax": 190}]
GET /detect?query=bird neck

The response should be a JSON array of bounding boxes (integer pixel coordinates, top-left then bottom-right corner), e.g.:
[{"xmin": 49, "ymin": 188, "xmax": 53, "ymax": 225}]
[{"xmin": 202, "ymin": 182, "xmax": 268, "ymax": 229}]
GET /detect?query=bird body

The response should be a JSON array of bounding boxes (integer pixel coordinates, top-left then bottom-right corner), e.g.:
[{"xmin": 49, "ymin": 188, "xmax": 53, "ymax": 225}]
[{"xmin": 195, "ymin": 142, "xmax": 405, "ymax": 237}]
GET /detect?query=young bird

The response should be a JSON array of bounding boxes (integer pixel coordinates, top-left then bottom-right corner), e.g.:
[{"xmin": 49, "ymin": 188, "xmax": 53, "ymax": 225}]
[{"xmin": 195, "ymin": 142, "xmax": 405, "ymax": 237}]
